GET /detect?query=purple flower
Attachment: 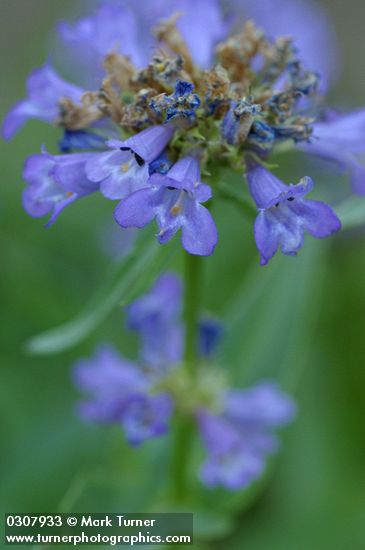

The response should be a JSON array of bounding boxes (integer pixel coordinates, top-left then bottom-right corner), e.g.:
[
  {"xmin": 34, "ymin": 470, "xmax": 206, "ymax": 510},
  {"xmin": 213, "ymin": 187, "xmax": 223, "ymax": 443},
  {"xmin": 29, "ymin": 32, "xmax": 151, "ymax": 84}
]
[
  {"xmin": 58, "ymin": 0, "xmax": 226, "ymax": 78},
  {"xmin": 22, "ymin": 149, "xmax": 98, "ymax": 226},
  {"xmin": 222, "ymin": 100, "xmax": 261, "ymax": 146},
  {"xmin": 227, "ymin": 0, "xmax": 339, "ymax": 90},
  {"xmin": 58, "ymin": 129, "xmax": 106, "ymax": 153},
  {"xmin": 122, "ymin": 393, "xmax": 174, "ymax": 446},
  {"xmin": 126, "ymin": 273, "xmax": 183, "ymax": 369},
  {"xmin": 59, "ymin": 0, "xmax": 225, "ymax": 78},
  {"xmin": 2, "ymin": 65, "xmax": 84, "ymax": 140},
  {"xmin": 171, "ymin": 0, "xmax": 227, "ymax": 68},
  {"xmin": 149, "ymin": 153, "xmax": 173, "ymax": 176},
  {"xmin": 114, "ymin": 156, "xmax": 218, "ymax": 256},
  {"xmin": 73, "ymin": 345, "xmax": 147, "ymax": 423},
  {"xmin": 150, "ymin": 81, "xmax": 201, "ymax": 125},
  {"xmin": 246, "ymin": 162, "xmax": 341, "ymax": 266},
  {"xmin": 73, "ymin": 344, "xmax": 173, "ymax": 445},
  {"xmin": 58, "ymin": 1, "xmax": 147, "ymax": 82},
  {"xmin": 198, "ymin": 412, "xmax": 265, "ymax": 490},
  {"xmin": 85, "ymin": 125, "xmax": 175, "ymax": 200},
  {"xmin": 224, "ymin": 383, "xmax": 296, "ymax": 427},
  {"xmin": 197, "ymin": 381, "xmax": 296, "ymax": 490},
  {"xmin": 298, "ymin": 109, "xmax": 365, "ymax": 195},
  {"xmin": 198, "ymin": 317, "xmax": 223, "ymax": 358},
  {"xmin": 58, "ymin": 0, "xmax": 336, "ymax": 82}
]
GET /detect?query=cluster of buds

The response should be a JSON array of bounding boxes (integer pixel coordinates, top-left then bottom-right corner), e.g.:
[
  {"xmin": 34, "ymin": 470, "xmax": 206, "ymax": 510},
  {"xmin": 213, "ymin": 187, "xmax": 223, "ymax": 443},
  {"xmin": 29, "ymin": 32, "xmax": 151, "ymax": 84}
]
[{"xmin": 58, "ymin": 19, "xmax": 319, "ymax": 164}]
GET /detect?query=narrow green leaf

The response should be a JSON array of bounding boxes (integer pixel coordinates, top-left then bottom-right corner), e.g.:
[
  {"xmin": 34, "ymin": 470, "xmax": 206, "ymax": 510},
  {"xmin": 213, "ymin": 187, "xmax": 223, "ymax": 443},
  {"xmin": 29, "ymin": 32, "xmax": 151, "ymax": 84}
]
[
  {"xmin": 211, "ymin": 243, "xmax": 327, "ymax": 517},
  {"xmin": 25, "ymin": 234, "xmax": 177, "ymax": 355},
  {"xmin": 221, "ymin": 242, "xmax": 324, "ymax": 386}
]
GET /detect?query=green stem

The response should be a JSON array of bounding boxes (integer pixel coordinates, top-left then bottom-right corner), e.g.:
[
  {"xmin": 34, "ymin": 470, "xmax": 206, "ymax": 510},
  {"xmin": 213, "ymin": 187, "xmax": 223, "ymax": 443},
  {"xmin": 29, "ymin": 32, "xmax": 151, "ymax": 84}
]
[
  {"xmin": 184, "ymin": 252, "xmax": 202, "ymax": 372},
  {"xmin": 170, "ymin": 416, "xmax": 194, "ymax": 502},
  {"xmin": 170, "ymin": 252, "xmax": 202, "ymax": 502}
]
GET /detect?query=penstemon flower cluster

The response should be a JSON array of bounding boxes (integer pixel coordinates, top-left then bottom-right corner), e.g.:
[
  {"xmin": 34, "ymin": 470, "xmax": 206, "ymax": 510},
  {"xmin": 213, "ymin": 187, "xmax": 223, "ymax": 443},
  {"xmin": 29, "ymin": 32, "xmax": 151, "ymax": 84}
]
[
  {"xmin": 4, "ymin": 0, "xmax": 364, "ymax": 512},
  {"xmin": 74, "ymin": 273, "xmax": 295, "ymax": 490},
  {"xmin": 6, "ymin": 0, "xmax": 363, "ymax": 264}
]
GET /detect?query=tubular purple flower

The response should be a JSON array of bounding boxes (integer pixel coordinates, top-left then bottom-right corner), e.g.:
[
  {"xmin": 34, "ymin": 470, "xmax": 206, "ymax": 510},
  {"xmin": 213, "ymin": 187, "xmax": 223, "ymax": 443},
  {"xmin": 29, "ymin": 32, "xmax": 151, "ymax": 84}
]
[
  {"xmin": 298, "ymin": 109, "xmax": 365, "ymax": 195},
  {"xmin": 197, "ymin": 411, "xmax": 266, "ymax": 490},
  {"xmin": 172, "ymin": 0, "xmax": 228, "ymax": 68},
  {"xmin": 197, "ymin": 381, "xmax": 296, "ymax": 490},
  {"xmin": 130, "ymin": 0, "xmax": 227, "ymax": 68},
  {"xmin": 222, "ymin": 100, "xmax": 261, "ymax": 145},
  {"xmin": 150, "ymin": 81, "xmax": 201, "ymax": 125},
  {"xmin": 114, "ymin": 156, "xmax": 218, "ymax": 256},
  {"xmin": 59, "ymin": 0, "xmax": 225, "ymax": 76},
  {"xmin": 85, "ymin": 125, "xmax": 175, "ymax": 200},
  {"xmin": 73, "ymin": 345, "xmax": 173, "ymax": 444},
  {"xmin": 127, "ymin": 273, "xmax": 182, "ymax": 331},
  {"xmin": 223, "ymin": 382, "xmax": 297, "ymax": 427},
  {"xmin": 198, "ymin": 317, "xmax": 223, "ymax": 358},
  {"xmin": 246, "ymin": 162, "xmax": 341, "ymax": 266},
  {"xmin": 22, "ymin": 149, "xmax": 99, "ymax": 226},
  {"xmin": 73, "ymin": 345, "xmax": 147, "ymax": 424},
  {"xmin": 2, "ymin": 65, "xmax": 84, "ymax": 140},
  {"xmin": 58, "ymin": 0, "xmax": 336, "ymax": 82},
  {"xmin": 58, "ymin": 1, "xmax": 147, "ymax": 80},
  {"xmin": 58, "ymin": 129, "xmax": 107, "ymax": 153},
  {"xmin": 126, "ymin": 273, "xmax": 183, "ymax": 368},
  {"xmin": 122, "ymin": 393, "xmax": 174, "ymax": 446},
  {"xmin": 227, "ymin": 0, "xmax": 339, "ymax": 89}
]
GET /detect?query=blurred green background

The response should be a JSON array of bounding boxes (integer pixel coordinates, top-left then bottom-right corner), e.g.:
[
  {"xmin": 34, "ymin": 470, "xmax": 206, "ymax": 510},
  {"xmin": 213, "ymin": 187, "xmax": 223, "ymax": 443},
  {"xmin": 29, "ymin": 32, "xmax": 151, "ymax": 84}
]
[{"xmin": 1, "ymin": 1, "xmax": 365, "ymax": 548}]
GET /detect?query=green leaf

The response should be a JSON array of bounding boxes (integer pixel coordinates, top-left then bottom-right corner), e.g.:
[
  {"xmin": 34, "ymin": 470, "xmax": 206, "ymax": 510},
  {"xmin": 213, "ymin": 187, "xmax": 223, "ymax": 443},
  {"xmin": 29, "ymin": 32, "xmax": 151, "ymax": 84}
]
[
  {"xmin": 336, "ymin": 195, "xmax": 365, "ymax": 229},
  {"xmin": 221, "ymin": 241, "xmax": 325, "ymax": 387},
  {"xmin": 208, "ymin": 243, "xmax": 328, "ymax": 519},
  {"xmin": 25, "ymin": 233, "xmax": 177, "ymax": 355}
]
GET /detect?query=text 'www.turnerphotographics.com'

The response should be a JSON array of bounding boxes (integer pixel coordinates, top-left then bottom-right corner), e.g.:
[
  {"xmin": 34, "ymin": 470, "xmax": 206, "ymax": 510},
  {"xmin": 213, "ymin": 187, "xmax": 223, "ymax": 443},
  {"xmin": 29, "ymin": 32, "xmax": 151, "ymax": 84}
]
[{"xmin": 4, "ymin": 513, "xmax": 193, "ymax": 546}]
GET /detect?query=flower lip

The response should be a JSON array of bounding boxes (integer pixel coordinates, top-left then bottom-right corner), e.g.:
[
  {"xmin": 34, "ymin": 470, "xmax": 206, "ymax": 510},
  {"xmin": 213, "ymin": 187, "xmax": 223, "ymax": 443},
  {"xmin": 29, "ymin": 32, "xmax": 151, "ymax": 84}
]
[
  {"xmin": 2, "ymin": 64, "xmax": 85, "ymax": 140},
  {"xmin": 107, "ymin": 125, "xmax": 175, "ymax": 164},
  {"xmin": 148, "ymin": 172, "xmax": 195, "ymax": 193},
  {"xmin": 262, "ymin": 176, "xmax": 314, "ymax": 210},
  {"xmin": 246, "ymin": 159, "xmax": 314, "ymax": 210},
  {"xmin": 147, "ymin": 156, "xmax": 202, "ymax": 193}
]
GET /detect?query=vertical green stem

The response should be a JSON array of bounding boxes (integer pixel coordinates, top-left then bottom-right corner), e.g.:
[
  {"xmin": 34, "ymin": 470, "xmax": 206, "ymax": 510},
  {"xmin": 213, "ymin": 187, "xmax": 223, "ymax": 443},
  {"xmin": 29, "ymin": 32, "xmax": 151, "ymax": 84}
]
[
  {"xmin": 170, "ymin": 415, "xmax": 194, "ymax": 502},
  {"xmin": 184, "ymin": 252, "xmax": 202, "ymax": 372},
  {"xmin": 170, "ymin": 252, "xmax": 202, "ymax": 502}
]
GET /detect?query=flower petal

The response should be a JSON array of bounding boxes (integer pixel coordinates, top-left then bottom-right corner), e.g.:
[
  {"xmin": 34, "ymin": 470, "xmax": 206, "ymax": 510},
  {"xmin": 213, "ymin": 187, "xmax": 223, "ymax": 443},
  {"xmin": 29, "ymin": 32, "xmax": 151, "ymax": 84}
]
[
  {"xmin": 53, "ymin": 152, "xmax": 99, "ymax": 195},
  {"xmin": 124, "ymin": 125, "xmax": 175, "ymax": 163},
  {"xmin": 247, "ymin": 162, "xmax": 290, "ymax": 209},
  {"xmin": 224, "ymin": 382, "xmax": 296, "ymax": 427},
  {"xmin": 122, "ymin": 393, "xmax": 173, "ymax": 446},
  {"xmin": 229, "ymin": 0, "xmax": 339, "ymax": 89},
  {"xmin": 85, "ymin": 150, "xmax": 128, "ymax": 182},
  {"xmin": 289, "ymin": 199, "xmax": 341, "ymax": 237},
  {"xmin": 100, "ymin": 162, "xmax": 150, "ymax": 200},
  {"xmin": 114, "ymin": 188, "xmax": 160, "ymax": 228},
  {"xmin": 181, "ymin": 200, "xmax": 218, "ymax": 256},
  {"xmin": 2, "ymin": 65, "xmax": 84, "ymax": 140},
  {"xmin": 254, "ymin": 210, "xmax": 280, "ymax": 266}
]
